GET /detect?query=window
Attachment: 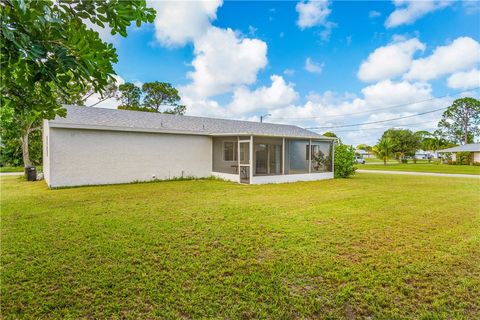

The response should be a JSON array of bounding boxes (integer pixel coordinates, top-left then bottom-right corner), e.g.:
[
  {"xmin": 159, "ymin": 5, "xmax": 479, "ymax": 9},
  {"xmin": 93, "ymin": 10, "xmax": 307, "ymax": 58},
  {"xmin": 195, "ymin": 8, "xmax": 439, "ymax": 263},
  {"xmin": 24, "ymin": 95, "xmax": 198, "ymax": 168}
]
[{"xmin": 223, "ymin": 141, "xmax": 237, "ymax": 161}]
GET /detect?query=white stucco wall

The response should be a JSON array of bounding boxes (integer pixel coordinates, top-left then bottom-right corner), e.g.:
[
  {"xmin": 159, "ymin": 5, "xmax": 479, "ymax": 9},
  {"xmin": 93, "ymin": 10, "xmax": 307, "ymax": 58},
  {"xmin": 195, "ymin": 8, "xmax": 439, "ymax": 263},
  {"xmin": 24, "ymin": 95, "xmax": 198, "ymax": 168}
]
[
  {"xmin": 42, "ymin": 120, "xmax": 51, "ymax": 185},
  {"xmin": 474, "ymin": 152, "xmax": 480, "ymax": 163},
  {"xmin": 251, "ymin": 172, "xmax": 334, "ymax": 184},
  {"xmin": 211, "ymin": 171, "xmax": 240, "ymax": 183},
  {"xmin": 47, "ymin": 127, "xmax": 212, "ymax": 187}
]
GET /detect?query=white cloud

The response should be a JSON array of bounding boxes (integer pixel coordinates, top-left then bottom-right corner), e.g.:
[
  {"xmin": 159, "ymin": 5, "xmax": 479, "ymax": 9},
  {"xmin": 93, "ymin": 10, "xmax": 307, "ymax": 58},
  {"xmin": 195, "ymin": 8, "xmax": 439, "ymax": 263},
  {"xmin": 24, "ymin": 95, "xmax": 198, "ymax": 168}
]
[
  {"xmin": 182, "ymin": 27, "xmax": 268, "ymax": 98},
  {"xmin": 180, "ymin": 76, "xmax": 453, "ymax": 146},
  {"xmin": 385, "ymin": 0, "xmax": 453, "ymax": 28},
  {"xmin": 447, "ymin": 68, "xmax": 480, "ymax": 90},
  {"xmin": 305, "ymin": 57, "xmax": 324, "ymax": 74},
  {"xmin": 226, "ymin": 75, "xmax": 299, "ymax": 115},
  {"xmin": 284, "ymin": 69, "xmax": 295, "ymax": 76},
  {"xmin": 149, "ymin": 0, "xmax": 223, "ymax": 46},
  {"xmin": 296, "ymin": 0, "xmax": 332, "ymax": 29},
  {"xmin": 405, "ymin": 37, "xmax": 480, "ymax": 81},
  {"xmin": 180, "ymin": 95, "xmax": 230, "ymax": 118},
  {"xmin": 148, "ymin": 0, "xmax": 267, "ymax": 100},
  {"xmin": 361, "ymin": 80, "xmax": 432, "ymax": 110},
  {"xmin": 358, "ymin": 38, "xmax": 425, "ymax": 82},
  {"xmin": 369, "ymin": 10, "xmax": 382, "ymax": 18}
]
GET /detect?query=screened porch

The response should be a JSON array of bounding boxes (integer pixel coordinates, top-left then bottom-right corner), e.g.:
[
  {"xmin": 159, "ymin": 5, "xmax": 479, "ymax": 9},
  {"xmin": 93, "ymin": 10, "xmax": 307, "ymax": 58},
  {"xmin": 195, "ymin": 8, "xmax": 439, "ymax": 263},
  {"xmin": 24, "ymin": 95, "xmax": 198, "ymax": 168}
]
[{"xmin": 212, "ymin": 135, "xmax": 334, "ymax": 184}]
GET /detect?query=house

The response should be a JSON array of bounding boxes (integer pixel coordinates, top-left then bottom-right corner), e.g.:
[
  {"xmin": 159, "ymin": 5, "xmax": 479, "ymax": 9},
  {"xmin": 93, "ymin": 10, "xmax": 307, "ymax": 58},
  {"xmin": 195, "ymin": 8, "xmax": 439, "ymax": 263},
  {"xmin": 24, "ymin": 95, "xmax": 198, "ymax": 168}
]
[
  {"xmin": 355, "ymin": 149, "xmax": 375, "ymax": 159},
  {"xmin": 43, "ymin": 106, "xmax": 336, "ymax": 187},
  {"xmin": 413, "ymin": 149, "xmax": 439, "ymax": 159},
  {"xmin": 437, "ymin": 143, "xmax": 480, "ymax": 163}
]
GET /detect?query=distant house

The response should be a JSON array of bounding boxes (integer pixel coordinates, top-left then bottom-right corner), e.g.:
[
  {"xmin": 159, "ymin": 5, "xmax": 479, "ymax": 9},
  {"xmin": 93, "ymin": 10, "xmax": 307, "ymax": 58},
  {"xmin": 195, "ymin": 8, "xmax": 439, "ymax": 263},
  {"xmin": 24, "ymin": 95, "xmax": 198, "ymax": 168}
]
[
  {"xmin": 43, "ymin": 106, "xmax": 336, "ymax": 187},
  {"xmin": 355, "ymin": 149, "xmax": 375, "ymax": 159},
  {"xmin": 437, "ymin": 143, "xmax": 480, "ymax": 163},
  {"xmin": 414, "ymin": 150, "xmax": 438, "ymax": 159}
]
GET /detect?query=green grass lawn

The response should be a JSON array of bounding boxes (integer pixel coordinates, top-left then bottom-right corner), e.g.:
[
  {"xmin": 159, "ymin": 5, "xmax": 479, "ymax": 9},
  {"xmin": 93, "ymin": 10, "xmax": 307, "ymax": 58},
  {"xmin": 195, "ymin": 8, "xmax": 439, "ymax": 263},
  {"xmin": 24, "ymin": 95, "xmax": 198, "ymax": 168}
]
[
  {"xmin": 0, "ymin": 166, "xmax": 43, "ymax": 173},
  {"xmin": 359, "ymin": 163, "xmax": 480, "ymax": 175},
  {"xmin": 1, "ymin": 174, "xmax": 479, "ymax": 318},
  {"xmin": 0, "ymin": 166, "xmax": 24, "ymax": 173},
  {"xmin": 364, "ymin": 158, "xmax": 433, "ymax": 164}
]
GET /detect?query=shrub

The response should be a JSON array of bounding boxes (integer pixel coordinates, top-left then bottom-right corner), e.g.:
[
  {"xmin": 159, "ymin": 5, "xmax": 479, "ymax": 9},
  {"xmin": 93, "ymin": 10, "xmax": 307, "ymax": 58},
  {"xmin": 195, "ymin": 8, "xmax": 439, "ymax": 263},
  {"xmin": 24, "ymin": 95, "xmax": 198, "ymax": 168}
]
[
  {"xmin": 334, "ymin": 144, "xmax": 356, "ymax": 178},
  {"xmin": 456, "ymin": 152, "xmax": 472, "ymax": 165}
]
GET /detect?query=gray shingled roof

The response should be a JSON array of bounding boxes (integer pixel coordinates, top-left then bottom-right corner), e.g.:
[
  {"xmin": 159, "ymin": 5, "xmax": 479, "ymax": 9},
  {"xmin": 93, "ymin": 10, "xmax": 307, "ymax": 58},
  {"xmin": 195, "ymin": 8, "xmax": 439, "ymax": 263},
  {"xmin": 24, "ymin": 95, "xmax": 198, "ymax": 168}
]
[
  {"xmin": 49, "ymin": 105, "xmax": 331, "ymax": 139},
  {"xmin": 438, "ymin": 143, "xmax": 480, "ymax": 153}
]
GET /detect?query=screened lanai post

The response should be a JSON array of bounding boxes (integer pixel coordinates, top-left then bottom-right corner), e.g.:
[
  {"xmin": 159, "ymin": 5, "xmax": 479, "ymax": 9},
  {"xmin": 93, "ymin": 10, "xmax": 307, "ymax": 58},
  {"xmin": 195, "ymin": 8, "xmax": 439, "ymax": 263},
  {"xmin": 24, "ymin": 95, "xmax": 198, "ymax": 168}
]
[
  {"xmin": 237, "ymin": 136, "xmax": 240, "ymax": 175},
  {"xmin": 331, "ymin": 140, "xmax": 335, "ymax": 173},
  {"xmin": 308, "ymin": 139, "xmax": 312, "ymax": 173},
  {"xmin": 249, "ymin": 135, "xmax": 253, "ymax": 180},
  {"xmin": 282, "ymin": 137, "xmax": 285, "ymax": 175}
]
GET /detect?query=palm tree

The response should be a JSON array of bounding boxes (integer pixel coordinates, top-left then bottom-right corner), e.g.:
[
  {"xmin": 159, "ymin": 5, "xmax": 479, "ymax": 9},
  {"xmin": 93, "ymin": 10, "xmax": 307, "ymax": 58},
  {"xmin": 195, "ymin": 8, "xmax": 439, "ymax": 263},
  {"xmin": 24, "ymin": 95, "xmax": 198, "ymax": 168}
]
[{"xmin": 373, "ymin": 137, "xmax": 394, "ymax": 165}]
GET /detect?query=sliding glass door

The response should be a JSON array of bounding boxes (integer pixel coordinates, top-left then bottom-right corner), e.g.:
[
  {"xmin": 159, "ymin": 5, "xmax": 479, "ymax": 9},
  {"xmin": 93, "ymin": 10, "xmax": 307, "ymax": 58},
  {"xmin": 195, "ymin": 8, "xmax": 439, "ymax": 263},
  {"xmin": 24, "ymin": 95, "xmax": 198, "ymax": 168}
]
[{"xmin": 255, "ymin": 143, "xmax": 282, "ymax": 175}]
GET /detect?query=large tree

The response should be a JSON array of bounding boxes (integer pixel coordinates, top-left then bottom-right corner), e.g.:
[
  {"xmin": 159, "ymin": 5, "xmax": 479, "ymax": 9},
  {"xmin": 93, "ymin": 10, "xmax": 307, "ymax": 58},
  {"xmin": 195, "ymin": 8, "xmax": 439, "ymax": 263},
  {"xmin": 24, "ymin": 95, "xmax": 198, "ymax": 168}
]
[
  {"xmin": 1, "ymin": 0, "xmax": 155, "ymax": 166},
  {"xmin": 438, "ymin": 97, "xmax": 480, "ymax": 145},
  {"xmin": 117, "ymin": 83, "xmax": 142, "ymax": 110},
  {"xmin": 117, "ymin": 81, "xmax": 187, "ymax": 115},
  {"xmin": 419, "ymin": 130, "xmax": 453, "ymax": 152},
  {"xmin": 143, "ymin": 82, "xmax": 182, "ymax": 112},
  {"xmin": 381, "ymin": 128, "xmax": 421, "ymax": 162},
  {"xmin": 373, "ymin": 137, "xmax": 394, "ymax": 165}
]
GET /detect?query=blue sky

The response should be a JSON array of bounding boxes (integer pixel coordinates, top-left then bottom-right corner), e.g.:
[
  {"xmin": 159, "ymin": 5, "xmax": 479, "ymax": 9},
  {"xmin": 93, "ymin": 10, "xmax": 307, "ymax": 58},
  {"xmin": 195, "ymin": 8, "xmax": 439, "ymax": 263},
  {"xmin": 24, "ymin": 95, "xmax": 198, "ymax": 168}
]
[{"xmin": 91, "ymin": 0, "xmax": 480, "ymax": 145}]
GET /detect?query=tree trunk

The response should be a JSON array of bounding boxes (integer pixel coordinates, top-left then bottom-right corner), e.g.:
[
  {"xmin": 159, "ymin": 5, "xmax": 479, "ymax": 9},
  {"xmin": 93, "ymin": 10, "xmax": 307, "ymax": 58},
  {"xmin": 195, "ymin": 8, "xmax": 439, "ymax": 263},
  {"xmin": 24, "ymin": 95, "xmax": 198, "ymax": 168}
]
[
  {"xmin": 384, "ymin": 157, "xmax": 387, "ymax": 165},
  {"xmin": 20, "ymin": 131, "xmax": 32, "ymax": 167}
]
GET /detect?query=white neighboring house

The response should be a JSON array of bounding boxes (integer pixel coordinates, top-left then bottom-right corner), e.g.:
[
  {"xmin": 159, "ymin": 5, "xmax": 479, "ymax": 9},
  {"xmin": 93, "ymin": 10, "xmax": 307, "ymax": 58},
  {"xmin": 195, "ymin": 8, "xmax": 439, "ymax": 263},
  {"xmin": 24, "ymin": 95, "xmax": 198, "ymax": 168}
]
[
  {"xmin": 413, "ymin": 150, "xmax": 439, "ymax": 159},
  {"xmin": 437, "ymin": 143, "xmax": 480, "ymax": 163},
  {"xmin": 43, "ymin": 106, "xmax": 336, "ymax": 187},
  {"xmin": 355, "ymin": 149, "xmax": 375, "ymax": 159}
]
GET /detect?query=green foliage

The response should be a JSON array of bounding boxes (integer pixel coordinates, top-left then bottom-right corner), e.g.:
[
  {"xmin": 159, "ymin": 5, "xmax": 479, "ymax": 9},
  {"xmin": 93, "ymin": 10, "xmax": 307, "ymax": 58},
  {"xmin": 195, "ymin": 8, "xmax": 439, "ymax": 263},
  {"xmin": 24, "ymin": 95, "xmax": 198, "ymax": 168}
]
[
  {"xmin": 373, "ymin": 137, "xmax": 395, "ymax": 165},
  {"xmin": 323, "ymin": 132, "xmax": 338, "ymax": 138},
  {"xmin": 420, "ymin": 130, "xmax": 454, "ymax": 152},
  {"xmin": 117, "ymin": 83, "xmax": 142, "ymax": 108},
  {"xmin": 0, "ymin": 123, "xmax": 42, "ymax": 166},
  {"xmin": 323, "ymin": 131, "xmax": 341, "ymax": 142},
  {"xmin": 0, "ymin": 0, "xmax": 155, "ymax": 166},
  {"xmin": 381, "ymin": 128, "xmax": 421, "ymax": 162},
  {"xmin": 143, "ymin": 82, "xmax": 181, "ymax": 112},
  {"xmin": 455, "ymin": 152, "xmax": 473, "ymax": 165},
  {"xmin": 117, "ymin": 81, "xmax": 186, "ymax": 115},
  {"xmin": 334, "ymin": 143, "xmax": 356, "ymax": 178},
  {"xmin": 164, "ymin": 104, "xmax": 187, "ymax": 115},
  {"xmin": 438, "ymin": 97, "xmax": 480, "ymax": 144},
  {"xmin": 356, "ymin": 144, "xmax": 372, "ymax": 152},
  {"xmin": 1, "ymin": 0, "xmax": 155, "ymax": 108}
]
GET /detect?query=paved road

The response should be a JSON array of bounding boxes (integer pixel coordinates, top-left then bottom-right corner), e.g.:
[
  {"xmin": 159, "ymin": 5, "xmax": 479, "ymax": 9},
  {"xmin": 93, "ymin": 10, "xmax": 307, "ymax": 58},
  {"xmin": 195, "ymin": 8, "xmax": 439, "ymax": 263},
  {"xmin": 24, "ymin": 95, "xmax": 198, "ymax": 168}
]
[{"xmin": 357, "ymin": 169, "xmax": 480, "ymax": 179}]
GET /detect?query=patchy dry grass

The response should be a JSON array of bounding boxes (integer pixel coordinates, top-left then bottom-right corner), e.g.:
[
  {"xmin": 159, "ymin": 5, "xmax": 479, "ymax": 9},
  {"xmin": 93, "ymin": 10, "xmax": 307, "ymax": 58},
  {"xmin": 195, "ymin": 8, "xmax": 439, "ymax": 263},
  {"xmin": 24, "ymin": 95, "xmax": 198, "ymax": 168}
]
[{"xmin": 1, "ymin": 174, "xmax": 479, "ymax": 319}]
